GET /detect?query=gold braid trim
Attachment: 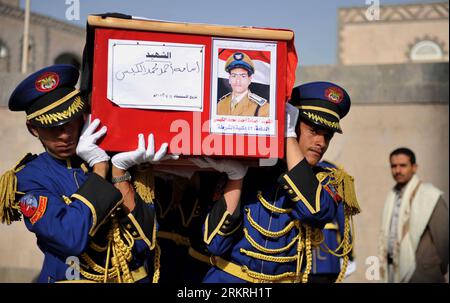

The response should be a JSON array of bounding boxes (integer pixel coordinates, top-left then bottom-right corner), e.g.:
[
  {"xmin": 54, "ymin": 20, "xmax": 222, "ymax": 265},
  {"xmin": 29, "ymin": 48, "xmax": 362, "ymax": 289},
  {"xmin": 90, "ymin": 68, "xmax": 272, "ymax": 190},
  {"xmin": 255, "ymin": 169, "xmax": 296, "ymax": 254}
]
[
  {"xmin": 152, "ymin": 243, "xmax": 161, "ymax": 283},
  {"xmin": 302, "ymin": 224, "xmax": 313, "ymax": 283},
  {"xmin": 0, "ymin": 155, "xmax": 30, "ymax": 224},
  {"xmin": 132, "ymin": 165, "xmax": 155, "ymax": 204},
  {"xmin": 319, "ymin": 224, "xmax": 353, "ymax": 257},
  {"xmin": 303, "ymin": 111, "xmax": 340, "ymax": 131},
  {"xmin": 335, "ymin": 206, "xmax": 352, "ymax": 283},
  {"xmin": 246, "ymin": 208, "xmax": 296, "ymax": 238},
  {"xmin": 34, "ymin": 96, "xmax": 85, "ymax": 125},
  {"xmin": 242, "ymin": 265, "xmax": 297, "ymax": 282},
  {"xmin": 294, "ymin": 222, "xmax": 304, "ymax": 283},
  {"xmin": 240, "ymin": 248, "xmax": 298, "ymax": 263},
  {"xmin": 80, "ymin": 253, "xmax": 117, "ymax": 277},
  {"xmin": 257, "ymin": 191, "xmax": 292, "ymax": 214},
  {"xmin": 327, "ymin": 167, "xmax": 361, "ymax": 215},
  {"xmin": 112, "ymin": 216, "xmax": 134, "ymax": 282},
  {"xmin": 79, "ymin": 217, "xmax": 135, "ymax": 283},
  {"xmin": 243, "ymin": 228, "xmax": 299, "ymax": 254}
]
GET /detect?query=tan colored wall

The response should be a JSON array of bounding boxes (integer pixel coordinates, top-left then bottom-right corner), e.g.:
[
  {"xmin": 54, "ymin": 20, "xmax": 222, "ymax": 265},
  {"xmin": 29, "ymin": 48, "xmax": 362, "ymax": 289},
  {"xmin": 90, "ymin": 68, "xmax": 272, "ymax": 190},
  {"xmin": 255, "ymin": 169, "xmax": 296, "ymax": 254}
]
[
  {"xmin": 0, "ymin": 109, "xmax": 44, "ymax": 282},
  {"xmin": 340, "ymin": 20, "xmax": 449, "ymax": 65},
  {"xmin": 324, "ymin": 104, "xmax": 449, "ymax": 282}
]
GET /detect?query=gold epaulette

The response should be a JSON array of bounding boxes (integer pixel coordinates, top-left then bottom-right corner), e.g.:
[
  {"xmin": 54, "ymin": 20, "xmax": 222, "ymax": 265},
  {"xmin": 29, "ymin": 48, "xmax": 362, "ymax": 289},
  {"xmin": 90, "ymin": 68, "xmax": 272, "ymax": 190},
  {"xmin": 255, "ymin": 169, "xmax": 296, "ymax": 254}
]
[
  {"xmin": 326, "ymin": 167, "xmax": 361, "ymax": 216},
  {"xmin": 132, "ymin": 165, "xmax": 155, "ymax": 204},
  {"xmin": 0, "ymin": 153, "xmax": 37, "ymax": 225}
]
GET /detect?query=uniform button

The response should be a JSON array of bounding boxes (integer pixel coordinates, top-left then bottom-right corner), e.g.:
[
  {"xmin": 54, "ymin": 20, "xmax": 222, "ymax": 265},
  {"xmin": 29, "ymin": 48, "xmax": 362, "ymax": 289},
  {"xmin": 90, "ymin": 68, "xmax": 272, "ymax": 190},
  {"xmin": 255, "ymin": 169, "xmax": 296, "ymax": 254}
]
[
  {"xmin": 224, "ymin": 220, "xmax": 230, "ymax": 225},
  {"xmin": 126, "ymin": 224, "xmax": 132, "ymax": 229},
  {"xmin": 132, "ymin": 231, "xmax": 138, "ymax": 236},
  {"xmin": 283, "ymin": 185, "xmax": 289, "ymax": 189},
  {"xmin": 288, "ymin": 189, "xmax": 294, "ymax": 194}
]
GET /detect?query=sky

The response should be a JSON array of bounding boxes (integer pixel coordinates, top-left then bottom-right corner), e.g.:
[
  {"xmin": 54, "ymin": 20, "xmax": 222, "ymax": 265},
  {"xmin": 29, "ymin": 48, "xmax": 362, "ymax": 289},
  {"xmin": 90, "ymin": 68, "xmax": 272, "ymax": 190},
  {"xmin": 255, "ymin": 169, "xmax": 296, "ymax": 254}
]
[{"xmin": 20, "ymin": 0, "xmax": 446, "ymax": 66}]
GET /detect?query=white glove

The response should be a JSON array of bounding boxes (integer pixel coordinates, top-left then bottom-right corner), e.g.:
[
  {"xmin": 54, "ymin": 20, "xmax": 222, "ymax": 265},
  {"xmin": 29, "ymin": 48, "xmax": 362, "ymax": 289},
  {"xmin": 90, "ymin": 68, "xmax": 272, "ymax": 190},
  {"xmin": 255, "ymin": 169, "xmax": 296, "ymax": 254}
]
[
  {"xmin": 189, "ymin": 157, "xmax": 248, "ymax": 180},
  {"xmin": 76, "ymin": 118, "xmax": 110, "ymax": 167},
  {"xmin": 285, "ymin": 103, "xmax": 299, "ymax": 138},
  {"xmin": 111, "ymin": 133, "xmax": 179, "ymax": 170}
]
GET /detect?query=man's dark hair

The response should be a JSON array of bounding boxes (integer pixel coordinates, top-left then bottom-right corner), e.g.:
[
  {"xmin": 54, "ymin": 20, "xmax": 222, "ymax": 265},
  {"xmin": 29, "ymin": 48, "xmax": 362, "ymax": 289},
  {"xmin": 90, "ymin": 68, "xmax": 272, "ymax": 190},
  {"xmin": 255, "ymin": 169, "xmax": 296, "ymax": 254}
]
[{"xmin": 390, "ymin": 147, "xmax": 416, "ymax": 165}]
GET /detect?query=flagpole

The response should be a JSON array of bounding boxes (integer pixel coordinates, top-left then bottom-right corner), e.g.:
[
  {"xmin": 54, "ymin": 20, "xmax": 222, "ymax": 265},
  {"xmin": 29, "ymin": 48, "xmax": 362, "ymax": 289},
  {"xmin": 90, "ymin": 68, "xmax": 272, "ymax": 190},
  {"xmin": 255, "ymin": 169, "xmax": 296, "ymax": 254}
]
[{"xmin": 21, "ymin": 0, "xmax": 31, "ymax": 74}]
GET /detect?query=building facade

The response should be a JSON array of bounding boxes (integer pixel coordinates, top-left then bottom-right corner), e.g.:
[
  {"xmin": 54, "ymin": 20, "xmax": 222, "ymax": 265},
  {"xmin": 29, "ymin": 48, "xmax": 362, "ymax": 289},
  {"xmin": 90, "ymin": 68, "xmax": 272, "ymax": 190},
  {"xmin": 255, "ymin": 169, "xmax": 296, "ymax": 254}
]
[
  {"xmin": 0, "ymin": 0, "xmax": 84, "ymax": 74},
  {"xmin": 338, "ymin": 2, "xmax": 449, "ymax": 65}
]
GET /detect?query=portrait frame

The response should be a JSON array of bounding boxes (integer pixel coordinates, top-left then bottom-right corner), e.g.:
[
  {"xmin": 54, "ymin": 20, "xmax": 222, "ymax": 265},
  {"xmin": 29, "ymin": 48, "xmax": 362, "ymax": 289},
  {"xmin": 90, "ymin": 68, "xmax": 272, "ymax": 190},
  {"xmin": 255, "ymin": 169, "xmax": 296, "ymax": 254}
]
[{"xmin": 210, "ymin": 38, "xmax": 278, "ymax": 136}]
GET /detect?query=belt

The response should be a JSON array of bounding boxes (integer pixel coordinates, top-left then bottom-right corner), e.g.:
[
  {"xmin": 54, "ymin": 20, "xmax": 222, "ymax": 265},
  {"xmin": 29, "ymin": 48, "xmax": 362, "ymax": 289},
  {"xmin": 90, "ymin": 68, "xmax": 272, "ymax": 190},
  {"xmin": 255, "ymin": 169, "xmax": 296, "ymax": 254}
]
[
  {"xmin": 211, "ymin": 256, "xmax": 299, "ymax": 283},
  {"xmin": 157, "ymin": 231, "xmax": 190, "ymax": 246},
  {"xmin": 188, "ymin": 247, "xmax": 212, "ymax": 264}
]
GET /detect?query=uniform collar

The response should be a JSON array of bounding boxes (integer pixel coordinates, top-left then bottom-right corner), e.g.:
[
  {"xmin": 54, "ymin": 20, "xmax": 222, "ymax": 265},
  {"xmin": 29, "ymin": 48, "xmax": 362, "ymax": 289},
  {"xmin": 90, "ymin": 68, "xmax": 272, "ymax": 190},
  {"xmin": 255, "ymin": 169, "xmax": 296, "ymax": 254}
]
[{"xmin": 45, "ymin": 151, "xmax": 87, "ymax": 170}]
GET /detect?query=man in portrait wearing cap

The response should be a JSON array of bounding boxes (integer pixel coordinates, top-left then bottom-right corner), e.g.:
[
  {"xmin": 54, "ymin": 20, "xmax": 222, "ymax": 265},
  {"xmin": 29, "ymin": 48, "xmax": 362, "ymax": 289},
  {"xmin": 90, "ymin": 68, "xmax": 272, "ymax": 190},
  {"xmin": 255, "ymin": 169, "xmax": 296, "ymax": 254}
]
[
  {"xmin": 190, "ymin": 81, "xmax": 360, "ymax": 283},
  {"xmin": 0, "ymin": 64, "xmax": 173, "ymax": 283},
  {"xmin": 217, "ymin": 52, "xmax": 269, "ymax": 117}
]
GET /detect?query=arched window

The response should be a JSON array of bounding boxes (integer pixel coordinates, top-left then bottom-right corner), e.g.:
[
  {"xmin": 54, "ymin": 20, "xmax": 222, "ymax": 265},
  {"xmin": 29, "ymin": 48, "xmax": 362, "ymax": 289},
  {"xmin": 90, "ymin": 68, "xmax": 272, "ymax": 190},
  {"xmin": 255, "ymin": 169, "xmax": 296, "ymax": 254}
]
[
  {"xmin": 410, "ymin": 40, "xmax": 443, "ymax": 62},
  {"xmin": 0, "ymin": 39, "xmax": 9, "ymax": 72},
  {"xmin": 54, "ymin": 53, "xmax": 81, "ymax": 70}
]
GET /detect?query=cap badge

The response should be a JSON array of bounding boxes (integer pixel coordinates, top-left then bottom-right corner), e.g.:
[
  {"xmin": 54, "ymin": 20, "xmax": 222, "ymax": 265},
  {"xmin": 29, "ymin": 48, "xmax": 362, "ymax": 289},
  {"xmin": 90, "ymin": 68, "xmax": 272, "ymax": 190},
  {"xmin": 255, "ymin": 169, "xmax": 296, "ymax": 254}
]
[
  {"xmin": 325, "ymin": 87, "xmax": 344, "ymax": 104},
  {"xmin": 35, "ymin": 72, "xmax": 59, "ymax": 92},
  {"xmin": 233, "ymin": 52, "xmax": 244, "ymax": 61}
]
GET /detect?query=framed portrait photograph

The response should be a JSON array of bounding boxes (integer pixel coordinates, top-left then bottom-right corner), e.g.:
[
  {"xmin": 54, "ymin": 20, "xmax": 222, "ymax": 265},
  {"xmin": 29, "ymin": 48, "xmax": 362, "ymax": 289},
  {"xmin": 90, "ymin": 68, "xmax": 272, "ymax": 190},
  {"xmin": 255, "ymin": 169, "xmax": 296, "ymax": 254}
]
[{"xmin": 210, "ymin": 39, "xmax": 278, "ymax": 136}]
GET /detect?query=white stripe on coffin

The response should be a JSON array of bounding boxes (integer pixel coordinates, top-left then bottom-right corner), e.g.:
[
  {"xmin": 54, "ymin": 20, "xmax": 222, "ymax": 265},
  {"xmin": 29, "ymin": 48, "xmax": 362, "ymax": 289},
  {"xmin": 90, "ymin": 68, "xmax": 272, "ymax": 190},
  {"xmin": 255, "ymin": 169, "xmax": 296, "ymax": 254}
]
[{"xmin": 218, "ymin": 59, "xmax": 270, "ymax": 85}]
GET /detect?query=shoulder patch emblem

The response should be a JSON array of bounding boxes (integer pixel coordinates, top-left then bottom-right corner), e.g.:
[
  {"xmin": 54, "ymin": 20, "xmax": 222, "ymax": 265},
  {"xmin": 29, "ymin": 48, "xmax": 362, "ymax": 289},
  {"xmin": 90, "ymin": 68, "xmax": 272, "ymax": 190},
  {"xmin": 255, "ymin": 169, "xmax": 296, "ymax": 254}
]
[
  {"xmin": 19, "ymin": 194, "xmax": 38, "ymax": 218},
  {"xmin": 248, "ymin": 93, "xmax": 267, "ymax": 106},
  {"xmin": 19, "ymin": 194, "xmax": 48, "ymax": 224},
  {"xmin": 30, "ymin": 196, "xmax": 48, "ymax": 224}
]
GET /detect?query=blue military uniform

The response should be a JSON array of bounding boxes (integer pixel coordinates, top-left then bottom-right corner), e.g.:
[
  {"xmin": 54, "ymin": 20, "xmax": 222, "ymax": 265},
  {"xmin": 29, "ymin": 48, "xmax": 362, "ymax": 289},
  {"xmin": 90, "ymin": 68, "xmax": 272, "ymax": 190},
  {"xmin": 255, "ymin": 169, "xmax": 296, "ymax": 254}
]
[
  {"xmin": 201, "ymin": 82, "xmax": 360, "ymax": 283},
  {"xmin": 309, "ymin": 160, "xmax": 355, "ymax": 283},
  {"xmin": 0, "ymin": 65, "xmax": 157, "ymax": 283},
  {"xmin": 152, "ymin": 170, "xmax": 225, "ymax": 283},
  {"xmin": 310, "ymin": 160, "xmax": 353, "ymax": 283}
]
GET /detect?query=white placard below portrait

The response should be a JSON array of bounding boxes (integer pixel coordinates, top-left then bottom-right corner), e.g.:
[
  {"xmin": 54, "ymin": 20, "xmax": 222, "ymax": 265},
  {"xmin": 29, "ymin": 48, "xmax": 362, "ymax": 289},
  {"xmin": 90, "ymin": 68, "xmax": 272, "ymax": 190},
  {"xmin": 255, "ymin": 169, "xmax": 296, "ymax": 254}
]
[{"xmin": 107, "ymin": 39, "xmax": 205, "ymax": 111}]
